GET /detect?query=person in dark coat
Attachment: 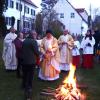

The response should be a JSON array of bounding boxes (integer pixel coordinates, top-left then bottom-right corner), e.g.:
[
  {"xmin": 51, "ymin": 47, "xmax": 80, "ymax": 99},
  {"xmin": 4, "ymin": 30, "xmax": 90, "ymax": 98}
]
[
  {"xmin": 21, "ymin": 31, "xmax": 40, "ymax": 100},
  {"xmin": 93, "ymin": 27, "xmax": 100, "ymax": 55}
]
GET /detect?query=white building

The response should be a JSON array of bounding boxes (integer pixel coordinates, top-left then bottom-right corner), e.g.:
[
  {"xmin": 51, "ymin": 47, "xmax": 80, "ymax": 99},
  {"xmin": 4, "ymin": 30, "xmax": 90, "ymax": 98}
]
[
  {"xmin": 53, "ymin": 0, "xmax": 88, "ymax": 35},
  {"xmin": 75, "ymin": 8, "xmax": 89, "ymax": 35},
  {"xmin": 4, "ymin": 0, "xmax": 37, "ymax": 31}
]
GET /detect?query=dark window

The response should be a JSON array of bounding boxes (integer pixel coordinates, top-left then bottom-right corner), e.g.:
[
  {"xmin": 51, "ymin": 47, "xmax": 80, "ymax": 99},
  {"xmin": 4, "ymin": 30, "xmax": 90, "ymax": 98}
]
[
  {"xmin": 6, "ymin": 0, "xmax": 8, "ymax": 7},
  {"xmin": 6, "ymin": 17, "xmax": 8, "ymax": 25},
  {"xmin": 25, "ymin": 6, "xmax": 29, "ymax": 14},
  {"xmin": 10, "ymin": 0, "xmax": 14, "ymax": 8},
  {"xmin": 31, "ymin": 9, "xmax": 35, "ymax": 16},
  {"xmin": 23, "ymin": 21, "xmax": 30, "ymax": 28},
  {"xmin": 56, "ymin": 13, "xmax": 59, "ymax": 16},
  {"xmin": 17, "ymin": 20, "xmax": 20, "ymax": 31},
  {"xmin": 20, "ymin": 4, "xmax": 22, "ymax": 11},
  {"xmin": 60, "ymin": 13, "xmax": 64, "ymax": 18},
  {"xmin": 71, "ymin": 13, "xmax": 75, "ymax": 18},
  {"xmin": 28, "ymin": 8, "xmax": 29, "ymax": 14},
  {"xmin": 16, "ymin": 3, "xmax": 18, "ymax": 9},
  {"xmin": 6, "ymin": 17, "xmax": 12, "ymax": 26},
  {"xmin": 9, "ymin": 17, "xmax": 12, "ymax": 26},
  {"xmin": 16, "ymin": 2, "xmax": 22, "ymax": 11}
]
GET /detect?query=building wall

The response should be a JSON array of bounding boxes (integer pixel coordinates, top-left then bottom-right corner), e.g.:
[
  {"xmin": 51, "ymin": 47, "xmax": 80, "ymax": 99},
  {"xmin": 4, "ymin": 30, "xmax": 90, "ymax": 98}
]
[
  {"xmin": 4, "ymin": 0, "xmax": 37, "ymax": 31},
  {"xmin": 53, "ymin": 0, "xmax": 88, "ymax": 35},
  {"xmin": 81, "ymin": 21, "xmax": 88, "ymax": 35}
]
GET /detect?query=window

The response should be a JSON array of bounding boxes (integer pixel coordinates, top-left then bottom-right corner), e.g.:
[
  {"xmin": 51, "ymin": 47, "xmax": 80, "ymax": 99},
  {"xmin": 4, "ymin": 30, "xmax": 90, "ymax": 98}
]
[
  {"xmin": 23, "ymin": 21, "xmax": 30, "ymax": 28},
  {"xmin": 10, "ymin": 0, "xmax": 14, "ymax": 8},
  {"xmin": 71, "ymin": 13, "xmax": 75, "ymax": 18},
  {"xmin": 31, "ymin": 9, "xmax": 35, "ymax": 16},
  {"xmin": 20, "ymin": 4, "xmax": 22, "ymax": 11},
  {"xmin": 60, "ymin": 13, "xmax": 64, "ymax": 18},
  {"xmin": 6, "ymin": 17, "xmax": 8, "ymax": 25},
  {"xmin": 16, "ymin": 3, "xmax": 18, "ymax": 9},
  {"xmin": 16, "ymin": 2, "xmax": 22, "ymax": 11},
  {"xmin": 25, "ymin": 6, "xmax": 29, "ymax": 14},
  {"xmin": 6, "ymin": 17, "xmax": 12, "ymax": 26},
  {"xmin": 56, "ymin": 13, "xmax": 59, "ymax": 16}
]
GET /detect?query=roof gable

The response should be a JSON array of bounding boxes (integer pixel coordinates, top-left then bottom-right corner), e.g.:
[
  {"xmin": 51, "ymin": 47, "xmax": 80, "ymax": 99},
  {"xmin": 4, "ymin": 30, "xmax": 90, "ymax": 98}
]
[
  {"xmin": 76, "ymin": 8, "xmax": 85, "ymax": 13},
  {"xmin": 54, "ymin": 0, "xmax": 88, "ymax": 23},
  {"xmin": 65, "ymin": 0, "xmax": 88, "ymax": 23},
  {"xmin": 23, "ymin": 0, "xmax": 38, "ymax": 8},
  {"xmin": 76, "ymin": 8, "xmax": 88, "ymax": 15}
]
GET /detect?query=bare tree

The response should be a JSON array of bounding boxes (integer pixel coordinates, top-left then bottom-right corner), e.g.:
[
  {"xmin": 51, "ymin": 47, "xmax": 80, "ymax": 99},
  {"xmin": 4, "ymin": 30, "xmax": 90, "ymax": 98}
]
[
  {"xmin": 35, "ymin": 13, "xmax": 43, "ymax": 35},
  {"xmin": 93, "ymin": 15, "xmax": 100, "ymax": 30},
  {"xmin": 41, "ymin": 0, "xmax": 59, "ymax": 31},
  {"xmin": 0, "ymin": 0, "xmax": 7, "ymax": 36},
  {"xmin": 41, "ymin": 0, "xmax": 58, "ymax": 17}
]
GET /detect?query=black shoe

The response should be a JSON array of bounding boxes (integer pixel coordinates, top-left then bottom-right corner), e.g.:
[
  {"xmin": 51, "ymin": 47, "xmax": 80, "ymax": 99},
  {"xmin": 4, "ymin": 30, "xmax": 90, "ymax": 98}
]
[
  {"xmin": 26, "ymin": 98, "xmax": 31, "ymax": 100},
  {"xmin": 24, "ymin": 89, "xmax": 32, "ymax": 100}
]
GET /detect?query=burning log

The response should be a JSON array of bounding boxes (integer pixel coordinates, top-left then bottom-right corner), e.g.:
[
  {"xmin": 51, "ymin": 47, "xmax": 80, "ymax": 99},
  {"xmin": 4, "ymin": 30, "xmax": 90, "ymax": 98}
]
[
  {"xmin": 41, "ymin": 86, "xmax": 86, "ymax": 100},
  {"xmin": 40, "ymin": 92, "xmax": 55, "ymax": 96},
  {"xmin": 42, "ymin": 89, "xmax": 55, "ymax": 93},
  {"xmin": 41, "ymin": 87, "xmax": 81, "ymax": 100}
]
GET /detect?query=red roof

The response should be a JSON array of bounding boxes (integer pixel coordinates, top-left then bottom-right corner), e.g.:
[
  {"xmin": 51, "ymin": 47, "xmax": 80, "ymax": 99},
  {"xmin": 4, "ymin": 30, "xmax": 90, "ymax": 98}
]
[{"xmin": 23, "ymin": 0, "xmax": 38, "ymax": 8}]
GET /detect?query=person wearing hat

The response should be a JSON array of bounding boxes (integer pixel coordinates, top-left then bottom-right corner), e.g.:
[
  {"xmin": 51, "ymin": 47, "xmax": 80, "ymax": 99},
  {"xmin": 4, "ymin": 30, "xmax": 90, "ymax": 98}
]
[
  {"xmin": 13, "ymin": 32, "xmax": 24, "ymax": 78},
  {"xmin": 38, "ymin": 29, "xmax": 60, "ymax": 81}
]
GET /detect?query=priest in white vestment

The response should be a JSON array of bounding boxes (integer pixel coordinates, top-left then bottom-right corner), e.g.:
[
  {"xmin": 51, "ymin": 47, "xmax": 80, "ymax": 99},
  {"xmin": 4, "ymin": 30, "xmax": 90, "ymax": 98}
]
[
  {"xmin": 2, "ymin": 27, "xmax": 17, "ymax": 70},
  {"xmin": 58, "ymin": 29, "xmax": 74, "ymax": 71},
  {"xmin": 39, "ymin": 30, "xmax": 60, "ymax": 81}
]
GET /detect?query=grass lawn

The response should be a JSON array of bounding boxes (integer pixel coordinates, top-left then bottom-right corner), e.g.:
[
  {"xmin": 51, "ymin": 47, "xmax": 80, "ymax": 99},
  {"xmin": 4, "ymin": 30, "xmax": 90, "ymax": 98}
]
[{"xmin": 0, "ymin": 38, "xmax": 100, "ymax": 100}]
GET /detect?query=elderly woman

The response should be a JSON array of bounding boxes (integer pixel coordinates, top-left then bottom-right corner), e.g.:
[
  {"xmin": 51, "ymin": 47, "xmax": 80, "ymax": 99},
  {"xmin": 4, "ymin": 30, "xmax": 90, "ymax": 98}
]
[
  {"xmin": 14, "ymin": 32, "xmax": 24, "ymax": 78},
  {"xmin": 39, "ymin": 30, "xmax": 60, "ymax": 81}
]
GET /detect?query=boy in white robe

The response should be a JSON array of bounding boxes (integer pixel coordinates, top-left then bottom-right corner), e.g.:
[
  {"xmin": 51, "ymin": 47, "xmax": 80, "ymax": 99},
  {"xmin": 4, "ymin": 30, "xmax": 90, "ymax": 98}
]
[
  {"xmin": 81, "ymin": 30, "xmax": 95, "ymax": 69},
  {"xmin": 72, "ymin": 36, "xmax": 80, "ymax": 68}
]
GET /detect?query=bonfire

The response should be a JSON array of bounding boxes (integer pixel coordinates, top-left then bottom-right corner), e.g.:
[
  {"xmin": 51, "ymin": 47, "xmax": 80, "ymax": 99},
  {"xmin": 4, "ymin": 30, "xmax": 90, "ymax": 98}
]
[{"xmin": 41, "ymin": 64, "xmax": 86, "ymax": 100}]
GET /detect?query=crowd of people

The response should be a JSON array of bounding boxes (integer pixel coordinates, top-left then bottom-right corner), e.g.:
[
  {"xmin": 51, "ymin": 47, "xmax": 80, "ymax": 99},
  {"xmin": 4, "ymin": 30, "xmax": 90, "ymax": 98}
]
[{"xmin": 2, "ymin": 27, "xmax": 100, "ymax": 100}]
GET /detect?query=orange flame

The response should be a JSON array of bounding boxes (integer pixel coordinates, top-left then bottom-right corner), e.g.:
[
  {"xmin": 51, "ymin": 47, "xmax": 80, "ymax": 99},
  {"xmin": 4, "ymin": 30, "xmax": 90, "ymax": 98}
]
[
  {"xmin": 54, "ymin": 64, "xmax": 84, "ymax": 99},
  {"xmin": 63, "ymin": 64, "xmax": 76, "ymax": 88}
]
